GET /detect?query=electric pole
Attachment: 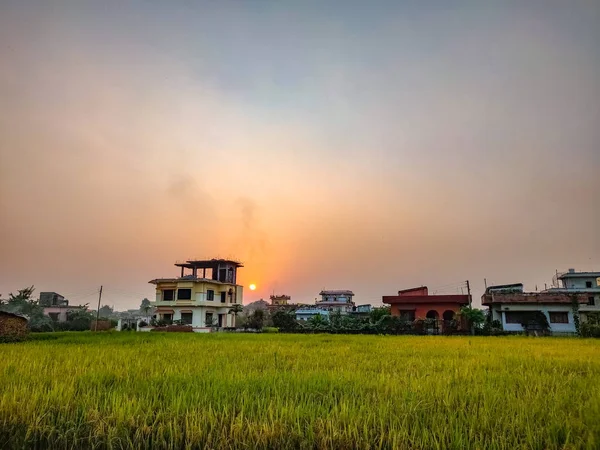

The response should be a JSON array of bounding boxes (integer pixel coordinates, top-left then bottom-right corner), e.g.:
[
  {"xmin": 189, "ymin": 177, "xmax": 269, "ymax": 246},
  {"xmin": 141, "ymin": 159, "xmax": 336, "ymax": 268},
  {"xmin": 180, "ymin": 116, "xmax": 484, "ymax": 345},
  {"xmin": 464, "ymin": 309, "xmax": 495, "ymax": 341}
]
[
  {"xmin": 95, "ymin": 285, "xmax": 103, "ymax": 332},
  {"xmin": 466, "ymin": 280, "xmax": 472, "ymax": 307}
]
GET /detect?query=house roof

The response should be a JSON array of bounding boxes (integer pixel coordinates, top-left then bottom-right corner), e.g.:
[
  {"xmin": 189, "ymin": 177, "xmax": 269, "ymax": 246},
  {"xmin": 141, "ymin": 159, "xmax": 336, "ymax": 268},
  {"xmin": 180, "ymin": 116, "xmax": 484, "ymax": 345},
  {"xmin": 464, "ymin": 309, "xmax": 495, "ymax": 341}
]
[
  {"xmin": 397, "ymin": 286, "xmax": 428, "ymax": 294},
  {"xmin": 319, "ymin": 290, "xmax": 354, "ymax": 296},
  {"xmin": 0, "ymin": 310, "xmax": 29, "ymax": 321},
  {"xmin": 382, "ymin": 294, "xmax": 470, "ymax": 305},
  {"xmin": 148, "ymin": 278, "xmax": 241, "ymax": 286},
  {"xmin": 558, "ymin": 271, "xmax": 600, "ymax": 279},
  {"xmin": 482, "ymin": 292, "xmax": 588, "ymax": 306},
  {"xmin": 175, "ymin": 259, "xmax": 243, "ymax": 269},
  {"xmin": 486, "ymin": 283, "xmax": 524, "ymax": 292}
]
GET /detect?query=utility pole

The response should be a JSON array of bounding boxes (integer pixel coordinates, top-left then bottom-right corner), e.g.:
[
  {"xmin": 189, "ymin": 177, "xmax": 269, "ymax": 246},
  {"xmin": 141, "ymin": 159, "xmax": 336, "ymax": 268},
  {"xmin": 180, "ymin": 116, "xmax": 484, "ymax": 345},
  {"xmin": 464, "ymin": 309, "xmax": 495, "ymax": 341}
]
[
  {"xmin": 484, "ymin": 278, "xmax": 487, "ymax": 289},
  {"xmin": 94, "ymin": 285, "xmax": 103, "ymax": 332},
  {"xmin": 466, "ymin": 280, "xmax": 472, "ymax": 308}
]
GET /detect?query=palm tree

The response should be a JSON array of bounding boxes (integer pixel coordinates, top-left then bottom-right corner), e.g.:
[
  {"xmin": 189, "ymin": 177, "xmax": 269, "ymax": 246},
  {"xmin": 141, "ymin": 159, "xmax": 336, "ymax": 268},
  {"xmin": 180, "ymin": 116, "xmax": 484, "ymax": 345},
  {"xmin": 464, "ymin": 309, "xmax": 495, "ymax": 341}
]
[{"xmin": 229, "ymin": 304, "xmax": 244, "ymax": 327}]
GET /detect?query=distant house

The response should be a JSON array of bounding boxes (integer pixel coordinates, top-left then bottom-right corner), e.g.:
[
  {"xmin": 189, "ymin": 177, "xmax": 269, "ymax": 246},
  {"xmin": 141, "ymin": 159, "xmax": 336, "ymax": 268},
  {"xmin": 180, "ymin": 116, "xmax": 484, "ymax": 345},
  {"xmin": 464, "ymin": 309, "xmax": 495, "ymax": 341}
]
[
  {"xmin": 0, "ymin": 311, "xmax": 29, "ymax": 341},
  {"xmin": 267, "ymin": 294, "xmax": 295, "ymax": 311},
  {"xmin": 482, "ymin": 283, "xmax": 588, "ymax": 334},
  {"xmin": 545, "ymin": 269, "xmax": 600, "ymax": 322},
  {"xmin": 295, "ymin": 308, "xmax": 330, "ymax": 322},
  {"xmin": 316, "ymin": 290, "xmax": 355, "ymax": 314},
  {"xmin": 351, "ymin": 304, "xmax": 373, "ymax": 315},
  {"xmin": 39, "ymin": 292, "xmax": 75, "ymax": 322},
  {"xmin": 382, "ymin": 286, "xmax": 469, "ymax": 323}
]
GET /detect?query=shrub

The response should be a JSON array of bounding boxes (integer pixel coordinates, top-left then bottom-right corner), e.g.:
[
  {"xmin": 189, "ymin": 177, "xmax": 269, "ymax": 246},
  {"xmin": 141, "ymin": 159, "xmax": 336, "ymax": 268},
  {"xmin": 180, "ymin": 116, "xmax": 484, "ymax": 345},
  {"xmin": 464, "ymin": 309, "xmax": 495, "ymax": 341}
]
[
  {"xmin": 581, "ymin": 323, "xmax": 600, "ymax": 338},
  {"xmin": 262, "ymin": 327, "xmax": 279, "ymax": 333},
  {"xmin": 151, "ymin": 325, "xmax": 193, "ymax": 333}
]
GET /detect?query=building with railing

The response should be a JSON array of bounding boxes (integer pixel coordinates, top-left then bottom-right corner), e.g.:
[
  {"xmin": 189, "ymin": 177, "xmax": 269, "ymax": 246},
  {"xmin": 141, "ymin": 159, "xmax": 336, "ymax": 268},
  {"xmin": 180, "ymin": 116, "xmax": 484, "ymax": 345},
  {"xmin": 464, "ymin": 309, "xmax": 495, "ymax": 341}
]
[
  {"xmin": 546, "ymin": 269, "xmax": 600, "ymax": 322},
  {"xmin": 482, "ymin": 283, "xmax": 588, "ymax": 334},
  {"xmin": 315, "ymin": 290, "xmax": 355, "ymax": 314},
  {"xmin": 39, "ymin": 292, "xmax": 76, "ymax": 322},
  {"xmin": 149, "ymin": 258, "xmax": 243, "ymax": 331}
]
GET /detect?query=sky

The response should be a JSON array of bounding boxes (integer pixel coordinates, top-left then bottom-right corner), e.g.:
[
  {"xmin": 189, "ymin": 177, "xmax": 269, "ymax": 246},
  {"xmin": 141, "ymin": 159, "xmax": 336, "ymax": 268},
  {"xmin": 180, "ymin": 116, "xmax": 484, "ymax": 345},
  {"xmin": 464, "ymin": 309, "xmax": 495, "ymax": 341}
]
[{"xmin": 1, "ymin": 1, "xmax": 599, "ymax": 310}]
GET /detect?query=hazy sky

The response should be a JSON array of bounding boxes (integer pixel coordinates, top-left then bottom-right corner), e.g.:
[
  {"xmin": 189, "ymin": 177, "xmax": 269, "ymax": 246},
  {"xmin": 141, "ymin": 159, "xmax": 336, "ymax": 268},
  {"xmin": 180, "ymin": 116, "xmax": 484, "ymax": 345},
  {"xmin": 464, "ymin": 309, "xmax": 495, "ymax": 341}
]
[{"xmin": 1, "ymin": 1, "xmax": 599, "ymax": 309}]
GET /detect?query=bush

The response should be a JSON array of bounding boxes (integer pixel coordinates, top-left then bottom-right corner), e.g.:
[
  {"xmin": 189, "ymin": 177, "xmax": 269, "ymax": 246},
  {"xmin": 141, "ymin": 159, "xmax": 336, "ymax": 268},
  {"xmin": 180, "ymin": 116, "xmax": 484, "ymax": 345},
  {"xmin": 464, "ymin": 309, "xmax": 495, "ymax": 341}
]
[
  {"xmin": 262, "ymin": 327, "xmax": 279, "ymax": 333},
  {"xmin": 581, "ymin": 323, "xmax": 600, "ymax": 338},
  {"xmin": 151, "ymin": 325, "xmax": 193, "ymax": 333}
]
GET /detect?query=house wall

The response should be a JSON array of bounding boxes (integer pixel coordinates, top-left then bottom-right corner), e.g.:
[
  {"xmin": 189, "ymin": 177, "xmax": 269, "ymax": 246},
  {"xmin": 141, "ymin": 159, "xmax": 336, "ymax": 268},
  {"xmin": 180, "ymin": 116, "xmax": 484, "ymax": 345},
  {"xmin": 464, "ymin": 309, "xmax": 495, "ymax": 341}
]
[
  {"xmin": 154, "ymin": 280, "xmax": 243, "ymax": 308},
  {"xmin": 561, "ymin": 276, "xmax": 600, "ymax": 289},
  {"xmin": 156, "ymin": 306, "xmax": 234, "ymax": 330},
  {"xmin": 390, "ymin": 303, "xmax": 463, "ymax": 319},
  {"xmin": 491, "ymin": 304, "xmax": 577, "ymax": 334},
  {"xmin": 43, "ymin": 306, "xmax": 72, "ymax": 322}
]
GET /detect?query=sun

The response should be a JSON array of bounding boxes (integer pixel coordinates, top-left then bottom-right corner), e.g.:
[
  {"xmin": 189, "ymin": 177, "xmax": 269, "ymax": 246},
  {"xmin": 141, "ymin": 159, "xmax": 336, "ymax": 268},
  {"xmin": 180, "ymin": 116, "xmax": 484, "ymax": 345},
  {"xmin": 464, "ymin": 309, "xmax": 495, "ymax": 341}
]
[{"xmin": 249, "ymin": 284, "xmax": 256, "ymax": 291}]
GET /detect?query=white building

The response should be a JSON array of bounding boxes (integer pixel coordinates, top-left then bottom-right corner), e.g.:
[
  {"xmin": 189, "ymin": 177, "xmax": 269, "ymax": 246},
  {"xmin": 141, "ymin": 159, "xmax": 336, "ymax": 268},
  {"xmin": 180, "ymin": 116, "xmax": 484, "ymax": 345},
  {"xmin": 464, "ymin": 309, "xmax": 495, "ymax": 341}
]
[
  {"xmin": 482, "ymin": 283, "xmax": 587, "ymax": 334},
  {"xmin": 546, "ymin": 269, "xmax": 600, "ymax": 322},
  {"xmin": 295, "ymin": 309, "xmax": 330, "ymax": 322},
  {"xmin": 150, "ymin": 259, "xmax": 244, "ymax": 332},
  {"xmin": 315, "ymin": 290, "xmax": 355, "ymax": 314}
]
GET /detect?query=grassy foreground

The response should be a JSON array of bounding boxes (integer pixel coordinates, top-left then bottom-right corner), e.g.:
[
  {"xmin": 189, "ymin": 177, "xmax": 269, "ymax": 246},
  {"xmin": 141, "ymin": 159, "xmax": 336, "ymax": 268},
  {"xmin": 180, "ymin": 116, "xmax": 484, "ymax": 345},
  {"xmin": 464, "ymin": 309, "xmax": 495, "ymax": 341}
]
[{"xmin": 0, "ymin": 333, "xmax": 599, "ymax": 449}]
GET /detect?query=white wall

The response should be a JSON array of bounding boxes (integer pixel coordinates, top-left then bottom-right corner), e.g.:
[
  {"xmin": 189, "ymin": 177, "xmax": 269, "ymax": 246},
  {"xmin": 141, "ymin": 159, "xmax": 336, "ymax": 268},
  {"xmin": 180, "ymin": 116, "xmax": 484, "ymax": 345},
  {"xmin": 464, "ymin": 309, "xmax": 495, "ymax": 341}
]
[
  {"xmin": 561, "ymin": 276, "xmax": 600, "ymax": 289},
  {"xmin": 495, "ymin": 304, "xmax": 576, "ymax": 333}
]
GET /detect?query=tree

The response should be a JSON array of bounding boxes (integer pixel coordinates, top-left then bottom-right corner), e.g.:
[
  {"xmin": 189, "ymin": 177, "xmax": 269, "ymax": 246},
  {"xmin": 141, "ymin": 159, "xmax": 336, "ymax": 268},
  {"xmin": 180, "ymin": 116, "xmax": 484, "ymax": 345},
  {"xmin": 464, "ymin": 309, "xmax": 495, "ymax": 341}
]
[
  {"xmin": 229, "ymin": 303, "xmax": 243, "ymax": 317},
  {"xmin": 459, "ymin": 306, "xmax": 486, "ymax": 335},
  {"xmin": 65, "ymin": 307, "xmax": 95, "ymax": 331},
  {"xmin": 98, "ymin": 305, "xmax": 114, "ymax": 318},
  {"xmin": 307, "ymin": 313, "xmax": 328, "ymax": 331},
  {"xmin": 271, "ymin": 310, "xmax": 297, "ymax": 332},
  {"xmin": 139, "ymin": 298, "xmax": 151, "ymax": 313},
  {"xmin": 228, "ymin": 303, "xmax": 243, "ymax": 328},
  {"xmin": 247, "ymin": 309, "xmax": 265, "ymax": 330},
  {"xmin": 370, "ymin": 306, "xmax": 391, "ymax": 323}
]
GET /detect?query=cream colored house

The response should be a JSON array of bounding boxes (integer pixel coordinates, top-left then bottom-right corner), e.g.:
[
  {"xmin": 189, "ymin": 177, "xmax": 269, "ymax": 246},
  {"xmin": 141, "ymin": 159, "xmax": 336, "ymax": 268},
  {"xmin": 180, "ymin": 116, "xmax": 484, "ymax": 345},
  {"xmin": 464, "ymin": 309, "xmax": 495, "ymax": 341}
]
[{"xmin": 150, "ymin": 259, "xmax": 243, "ymax": 332}]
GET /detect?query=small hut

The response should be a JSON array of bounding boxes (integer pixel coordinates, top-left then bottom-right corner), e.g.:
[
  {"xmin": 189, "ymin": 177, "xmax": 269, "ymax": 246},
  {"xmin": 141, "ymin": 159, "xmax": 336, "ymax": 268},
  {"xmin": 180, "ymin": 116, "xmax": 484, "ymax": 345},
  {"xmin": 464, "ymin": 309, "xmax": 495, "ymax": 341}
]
[{"xmin": 0, "ymin": 311, "xmax": 29, "ymax": 342}]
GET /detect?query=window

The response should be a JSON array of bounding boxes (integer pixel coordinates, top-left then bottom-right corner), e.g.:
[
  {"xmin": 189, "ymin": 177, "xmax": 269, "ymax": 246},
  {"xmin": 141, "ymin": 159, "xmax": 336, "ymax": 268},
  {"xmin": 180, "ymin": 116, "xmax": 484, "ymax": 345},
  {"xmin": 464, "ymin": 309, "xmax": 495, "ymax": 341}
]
[
  {"xmin": 177, "ymin": 289, "xmax": 192, "ymax": 300},
  {"xmin": 163, "ymin": 314, "xmax": 173, "ymax": 322},
  {"xmin": 181, "ymin": 312, "xmax": 193, "ymax": 325},
  {"xmin": 586, "ymin": 281, "xmax": 593, "ymax": 288},
  {"xmin": 589, "ymin": 297, "xmax": 596, "ymax": 306},
  {"xmin": 220, "ymin": 291, "xmax": 226, "ymax": 303},
  {"xmin": 48, "ymin": 312, "xmax": 59, "ymax": 321},
  {"xmin": 505, "ymin": 311, "xmax": 531, "ymax": 324},
  {"xmin": 163, "ymin": 290, "xmax": 174, "ymax": 301},
  {"xmin": 205, "ymin": 312, "xmax": 213, "ymax": 326},
  {"xmin": 206, "ymin": 290, "xmax": 214, "ymax": 301},
  {"xmin": 549, "ymin": 312, "xmax": 569, "ymax": 324},
  {"xmin": 219, "ymin": 268, "xmax": 227, "ymax": 282}
]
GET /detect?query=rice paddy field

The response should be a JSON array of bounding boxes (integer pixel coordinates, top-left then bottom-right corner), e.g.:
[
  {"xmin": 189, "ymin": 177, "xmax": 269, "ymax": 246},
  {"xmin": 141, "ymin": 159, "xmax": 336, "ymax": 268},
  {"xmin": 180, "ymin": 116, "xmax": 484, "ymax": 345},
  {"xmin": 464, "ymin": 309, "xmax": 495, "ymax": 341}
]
[{"xmin": 1, "ymin": 333, "xmax": 599, "ymax": 449}]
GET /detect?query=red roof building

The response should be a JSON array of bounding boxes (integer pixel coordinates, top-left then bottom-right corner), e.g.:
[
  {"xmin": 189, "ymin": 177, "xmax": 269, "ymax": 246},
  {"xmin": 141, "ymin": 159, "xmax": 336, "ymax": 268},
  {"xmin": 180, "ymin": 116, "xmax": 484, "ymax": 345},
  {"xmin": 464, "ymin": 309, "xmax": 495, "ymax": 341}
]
[{"xmin": 382, "ymin": 286, "xmax": 470, "ymax": 322}]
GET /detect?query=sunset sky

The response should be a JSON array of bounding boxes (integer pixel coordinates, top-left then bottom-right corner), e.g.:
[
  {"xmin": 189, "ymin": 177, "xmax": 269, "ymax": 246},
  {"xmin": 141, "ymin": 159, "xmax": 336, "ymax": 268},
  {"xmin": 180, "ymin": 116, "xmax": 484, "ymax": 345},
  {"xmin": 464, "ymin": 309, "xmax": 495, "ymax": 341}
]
[{"xmin": 1, "ymin": 1, "xmax": 599, "ymax": 309}]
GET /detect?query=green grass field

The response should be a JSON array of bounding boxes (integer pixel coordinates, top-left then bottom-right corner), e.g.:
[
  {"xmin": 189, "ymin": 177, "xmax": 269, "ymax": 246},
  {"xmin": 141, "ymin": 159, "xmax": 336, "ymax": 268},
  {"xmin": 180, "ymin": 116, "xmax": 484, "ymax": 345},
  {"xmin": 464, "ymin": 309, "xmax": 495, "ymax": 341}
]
[{"xmin": 0, "ymin": 333, "xmax": 599, "ymax": 449}]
